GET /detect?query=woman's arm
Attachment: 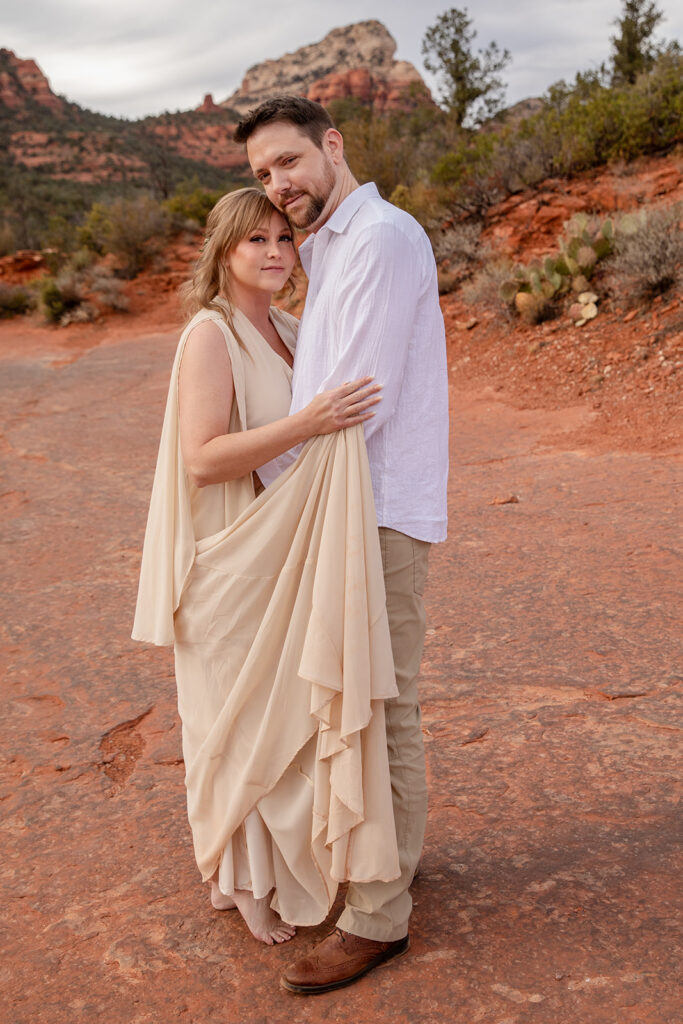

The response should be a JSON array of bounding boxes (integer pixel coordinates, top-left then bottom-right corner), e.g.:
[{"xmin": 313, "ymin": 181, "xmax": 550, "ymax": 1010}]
[{"xmin": 178, "ymin": 320, "xmax": 380, "ymax": 488}]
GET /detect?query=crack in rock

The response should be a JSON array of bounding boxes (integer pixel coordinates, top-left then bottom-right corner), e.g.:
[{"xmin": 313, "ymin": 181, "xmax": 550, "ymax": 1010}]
[{"xmin": 99, "ymin": 708, "xmax": 153, "ymax": 786}]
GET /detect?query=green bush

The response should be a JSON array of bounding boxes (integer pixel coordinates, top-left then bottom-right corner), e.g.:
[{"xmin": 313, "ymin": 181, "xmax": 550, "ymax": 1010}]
[
  {"xmin": 431, "ymin": 51, "xmax": 683, "ymax": 219},
  {"xmin": 164, "ymin": 181, "xmax": 224, "ymax": 227},
  {"xmin": 462, "ymin": 259, "xmax": 516, "ymax": 319},
  {"xmin": 80, "ymin": 196, "xmax": 169, "ymax": 278},
  {"xmin": 0, "ymin": 282, "xmax": 33, "ymax": 317},
  {"xmin": 607, "ymin": 202, "xmax": 683, "ymax": 302},
  {"xmin": 38, "ymin": 271, "xmax": 86, "ymax": 324},
  {"xmin": 89, "ymin": 270, "xmax": 130, "ymax": 312}
]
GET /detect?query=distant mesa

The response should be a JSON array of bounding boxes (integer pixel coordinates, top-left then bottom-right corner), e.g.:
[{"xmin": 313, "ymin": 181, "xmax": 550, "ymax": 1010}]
[{"xmin": 219, "ymin": 20, "xmax": 433, "ymax": 116}]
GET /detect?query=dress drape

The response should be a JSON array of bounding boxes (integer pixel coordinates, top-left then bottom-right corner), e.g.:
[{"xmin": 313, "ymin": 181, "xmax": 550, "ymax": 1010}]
[{"xmin": 133, "ymin": 305, "xmax": 400, "ymax": 925}]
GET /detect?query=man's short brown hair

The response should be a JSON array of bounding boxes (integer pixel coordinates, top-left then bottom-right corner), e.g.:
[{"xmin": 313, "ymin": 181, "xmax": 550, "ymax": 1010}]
[{"xmin": 233, "ymin": 95, "xmax": 335, "ymax": 148}]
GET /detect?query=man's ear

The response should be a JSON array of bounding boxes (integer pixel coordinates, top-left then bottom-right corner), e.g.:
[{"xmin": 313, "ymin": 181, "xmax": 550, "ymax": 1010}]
[{"xmin": 323, "ymin": 128, "xmax": 345, "ymax": 165}]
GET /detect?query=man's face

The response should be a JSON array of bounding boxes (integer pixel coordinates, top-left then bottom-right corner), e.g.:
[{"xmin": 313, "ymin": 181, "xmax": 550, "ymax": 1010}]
[{"xmin": 247, "ymin": 122, "xmax": 338, "ymax": 232}]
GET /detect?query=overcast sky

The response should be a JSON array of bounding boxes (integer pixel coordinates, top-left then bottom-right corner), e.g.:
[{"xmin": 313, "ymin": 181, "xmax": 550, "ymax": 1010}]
[{"xmin": 2, "ymin": 0, "xmax": 681, "ymax": 119}]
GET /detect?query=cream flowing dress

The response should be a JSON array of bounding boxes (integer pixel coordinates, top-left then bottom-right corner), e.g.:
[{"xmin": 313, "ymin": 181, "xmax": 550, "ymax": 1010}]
[{"xmin": 132, "ymin": 303, "xmax": 400, "ymax": 926}]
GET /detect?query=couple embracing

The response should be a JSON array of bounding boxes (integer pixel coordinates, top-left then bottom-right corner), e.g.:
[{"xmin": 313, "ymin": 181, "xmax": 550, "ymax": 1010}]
[{"xmin": 133, "ymin": 95, "xmax": 449, "ymax": 994}]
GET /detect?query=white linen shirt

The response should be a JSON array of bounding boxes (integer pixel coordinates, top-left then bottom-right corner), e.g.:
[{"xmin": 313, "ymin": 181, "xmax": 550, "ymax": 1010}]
[{"xmin": 258, "ymin": 182, "xmax": 449, "ymax": 543}]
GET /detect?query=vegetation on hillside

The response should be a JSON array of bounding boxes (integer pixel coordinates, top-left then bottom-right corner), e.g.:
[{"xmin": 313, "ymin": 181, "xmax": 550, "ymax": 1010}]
[{"xmin": 0, "ymin": 0, "xmax": 680, "ymax": 328}]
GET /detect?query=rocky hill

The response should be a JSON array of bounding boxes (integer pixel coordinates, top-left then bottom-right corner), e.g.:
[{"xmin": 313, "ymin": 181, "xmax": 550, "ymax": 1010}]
[
  {"xmin": 0, "ymin": 48, "xmax": 66, "ymax": 115},
  {"xmin": 222, "ymin": 20, "xmax": 431, "ymax": 114},
  {"xmin": 0, "ymin": 21, "xmax": 432, "ymax": 199}
]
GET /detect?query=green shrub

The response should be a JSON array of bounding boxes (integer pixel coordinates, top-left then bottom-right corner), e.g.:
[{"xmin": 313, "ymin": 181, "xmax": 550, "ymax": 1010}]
[
  {"xmin": 38, "ymin": 271, "xmax": 86, "ymax": 324},
  {"xmin": 0, "ymin": 283, "xmax": 33, "ymax": 317},
  {"xmin": 607, "ymin": 202, "xmax": 683, "ymax": 302},
  {"xmin": 389, "ymin": 183, "xmax": 441, "ymax": 227},
  {"xmin": 431, "ymin": 51, "xmax": 682, "ymax": 218},
  {"xmin": 79, "ymin": 196, "xmax": 169, "ymax": 278},
  {"xmin": 164, "ymin": 181, "xmax": 224, "ymax": 227},
  {"xmin": 462, "ymin": 259, "xmax": 516, "ymax": 319},
  {"xmin": 89, "ymin": 270, "xmax": 130, "ymax": 312}
]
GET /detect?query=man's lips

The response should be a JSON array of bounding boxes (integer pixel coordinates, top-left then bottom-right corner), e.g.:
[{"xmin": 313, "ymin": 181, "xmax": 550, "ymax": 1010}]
[{"xmin": 281, "ymin": 193, "xmax": 304, "ymax": 208}]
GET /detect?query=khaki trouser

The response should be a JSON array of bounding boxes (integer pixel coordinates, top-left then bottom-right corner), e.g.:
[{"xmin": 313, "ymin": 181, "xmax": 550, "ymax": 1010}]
[{"xmin": 337, "ymin": 527, "xmax": 430, "ymax": 941}]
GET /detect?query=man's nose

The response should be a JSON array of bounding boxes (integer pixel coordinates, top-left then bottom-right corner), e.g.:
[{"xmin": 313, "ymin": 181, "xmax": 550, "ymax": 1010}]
[{"xmin": 270, "ymin": 169, "xmax": 291, "ymax": 194}]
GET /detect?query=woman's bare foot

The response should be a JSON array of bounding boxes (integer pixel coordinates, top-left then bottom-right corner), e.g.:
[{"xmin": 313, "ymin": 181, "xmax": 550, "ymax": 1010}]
[
  {"xmin": 210, "ymin": 880, "xmax": 237, "ymax": 911},
  {"xmin": 231, "ymin": 888, "xmax": 296, "ymax": 945}
]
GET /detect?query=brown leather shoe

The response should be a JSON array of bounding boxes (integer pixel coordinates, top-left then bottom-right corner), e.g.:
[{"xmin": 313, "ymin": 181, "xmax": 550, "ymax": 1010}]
[{"xmin": 281, "ymin": 927, "xmax": 409, "ymax": 994}]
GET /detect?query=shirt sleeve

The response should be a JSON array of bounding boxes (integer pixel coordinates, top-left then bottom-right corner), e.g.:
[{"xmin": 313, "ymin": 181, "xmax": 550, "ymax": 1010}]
[{"xmin": 317, "ymin": 220, "xmax": 426, "ymax": 440}]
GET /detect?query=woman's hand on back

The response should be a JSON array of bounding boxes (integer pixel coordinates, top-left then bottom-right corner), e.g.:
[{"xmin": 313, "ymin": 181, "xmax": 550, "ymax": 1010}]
[{"xmin": 302, "ymin": 378, "xmax": 382, "ymax": 436}]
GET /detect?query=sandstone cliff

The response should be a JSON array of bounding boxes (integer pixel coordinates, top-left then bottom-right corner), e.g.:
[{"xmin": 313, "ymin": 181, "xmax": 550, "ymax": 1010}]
[
  {"xmin": 221, "ymin": 20, "xmax": 432, "ymax": 115},
  {"xmin": 0, "ymin": 48, "xmax": 65, "ymax": 115}
]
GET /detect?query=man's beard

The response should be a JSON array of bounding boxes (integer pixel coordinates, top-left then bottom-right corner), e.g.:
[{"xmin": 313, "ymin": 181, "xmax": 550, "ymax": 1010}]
[{"xmin": 280, "ymin": 162, "xmax": 336, "ymax": 230}]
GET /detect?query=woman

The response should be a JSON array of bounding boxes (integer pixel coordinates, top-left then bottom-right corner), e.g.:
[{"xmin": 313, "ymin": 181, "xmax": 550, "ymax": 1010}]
[{"xmin": 133, "ymin": 188, "xmax": 400, "ymax": 946}]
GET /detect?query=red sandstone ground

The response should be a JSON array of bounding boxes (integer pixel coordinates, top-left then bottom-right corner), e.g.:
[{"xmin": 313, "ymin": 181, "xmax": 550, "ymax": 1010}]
[{"xmin": 0, "ymin": 158, "xmax": 681, "ymax": 1023}]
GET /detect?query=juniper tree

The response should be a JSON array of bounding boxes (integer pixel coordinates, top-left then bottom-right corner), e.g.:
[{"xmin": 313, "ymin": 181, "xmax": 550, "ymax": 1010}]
[
  {"xmin": 610, "ymin": 0, "xmax": 665, "ymax": 84},
  {"xmin": 421, "ymin": 7, "xmax": 511, "ymax": 127}
]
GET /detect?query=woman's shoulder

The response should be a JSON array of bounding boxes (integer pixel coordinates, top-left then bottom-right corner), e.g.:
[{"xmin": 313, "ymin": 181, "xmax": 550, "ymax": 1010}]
[{"xmin": 182, "ymin": 306, "xmax": 240, "ymax": 349}]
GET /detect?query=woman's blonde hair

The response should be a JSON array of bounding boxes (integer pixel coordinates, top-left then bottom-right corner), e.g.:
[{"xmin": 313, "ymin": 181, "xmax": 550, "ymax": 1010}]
[{"xmin": 180, "ymin": 187, "xmax": 294, "ymax": 339}]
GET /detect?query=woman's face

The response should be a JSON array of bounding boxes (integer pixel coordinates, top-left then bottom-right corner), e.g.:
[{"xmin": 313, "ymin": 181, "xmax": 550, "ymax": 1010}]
[{"xmin": 226, "ymin": 210, "xmax": 296, "ymax": 299}]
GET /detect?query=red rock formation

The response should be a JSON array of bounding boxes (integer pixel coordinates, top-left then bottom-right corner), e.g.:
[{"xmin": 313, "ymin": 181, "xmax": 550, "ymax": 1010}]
[
  {"xmin": 222, "ymin": 21, "xmax": 433, "ymax": 115},
  {"xmin": 307, "ymin": 66, "xmax": 432, "ymax": 112},
  {"xmin": 196, "ymin": 93, "xmax": 220, "ymax": 113},
  {"xmin": 0, "ymin": 49, "xmax": 65, "ymax": 115}
]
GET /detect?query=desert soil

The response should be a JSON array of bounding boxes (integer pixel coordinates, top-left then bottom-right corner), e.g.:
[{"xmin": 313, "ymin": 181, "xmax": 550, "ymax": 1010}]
[{"xmin": 1, "ymin": 152, "xmax": 681, "ymax": 1020}]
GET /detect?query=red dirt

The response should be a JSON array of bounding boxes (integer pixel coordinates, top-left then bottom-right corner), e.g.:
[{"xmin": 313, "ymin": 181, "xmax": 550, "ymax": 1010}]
[{"xmin": 0, "ymin": 157, "xmax": 681, "ymax": 1022}]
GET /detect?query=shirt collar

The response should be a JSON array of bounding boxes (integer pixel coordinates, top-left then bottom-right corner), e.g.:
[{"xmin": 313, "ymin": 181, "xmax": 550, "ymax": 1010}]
[{"xmin": 298, "ymin": 182, "xmax": 380, "ymax": 265}]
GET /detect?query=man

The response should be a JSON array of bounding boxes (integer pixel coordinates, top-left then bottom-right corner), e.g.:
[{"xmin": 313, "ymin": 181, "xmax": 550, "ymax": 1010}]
[{"xmin": 234, "ymin": 96, "xmax": 449, "ymax": 993}]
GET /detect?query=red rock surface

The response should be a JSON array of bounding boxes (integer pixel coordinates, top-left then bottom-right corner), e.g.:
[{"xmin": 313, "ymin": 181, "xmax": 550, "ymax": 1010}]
[
  {"xmin": 1, "ymin": 153, "xmax": 680, "ymax": 1020},
  {"xmin": 1, "ymin": 306, "xmax": 680, "ymax": 1022},
  {"xmin": 485, "ymin": 155, "xmax": 683, "ymax": 260}
]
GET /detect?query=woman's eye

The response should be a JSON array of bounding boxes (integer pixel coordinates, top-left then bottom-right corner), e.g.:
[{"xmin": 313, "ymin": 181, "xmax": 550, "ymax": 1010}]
[
  {"xmin": 249, "ymin": 235, "xmax": 265, "ymax": 242},
  {"xmin": 280, "ymin": 234, "xmax": 293, "ymax": 243}
]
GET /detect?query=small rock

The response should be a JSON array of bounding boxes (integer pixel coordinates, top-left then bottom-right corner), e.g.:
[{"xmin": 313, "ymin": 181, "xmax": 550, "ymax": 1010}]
[
  {"xmin": 623, "ymin": 310, "xmax": 639, "ymax": 323},
  {"xmin": 488, "ymin": 495, "xmax": 520, "ymax": 506}
]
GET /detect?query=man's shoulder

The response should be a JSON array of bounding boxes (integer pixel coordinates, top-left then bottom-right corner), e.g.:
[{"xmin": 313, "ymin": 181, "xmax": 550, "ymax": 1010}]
[
  {"xmin": 355, "ymin": 194, "xmax": 425, "ymax": 235},
  {"xmin": 349, "ymin": 196, "xmax": 431, "ymax": 255}
]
